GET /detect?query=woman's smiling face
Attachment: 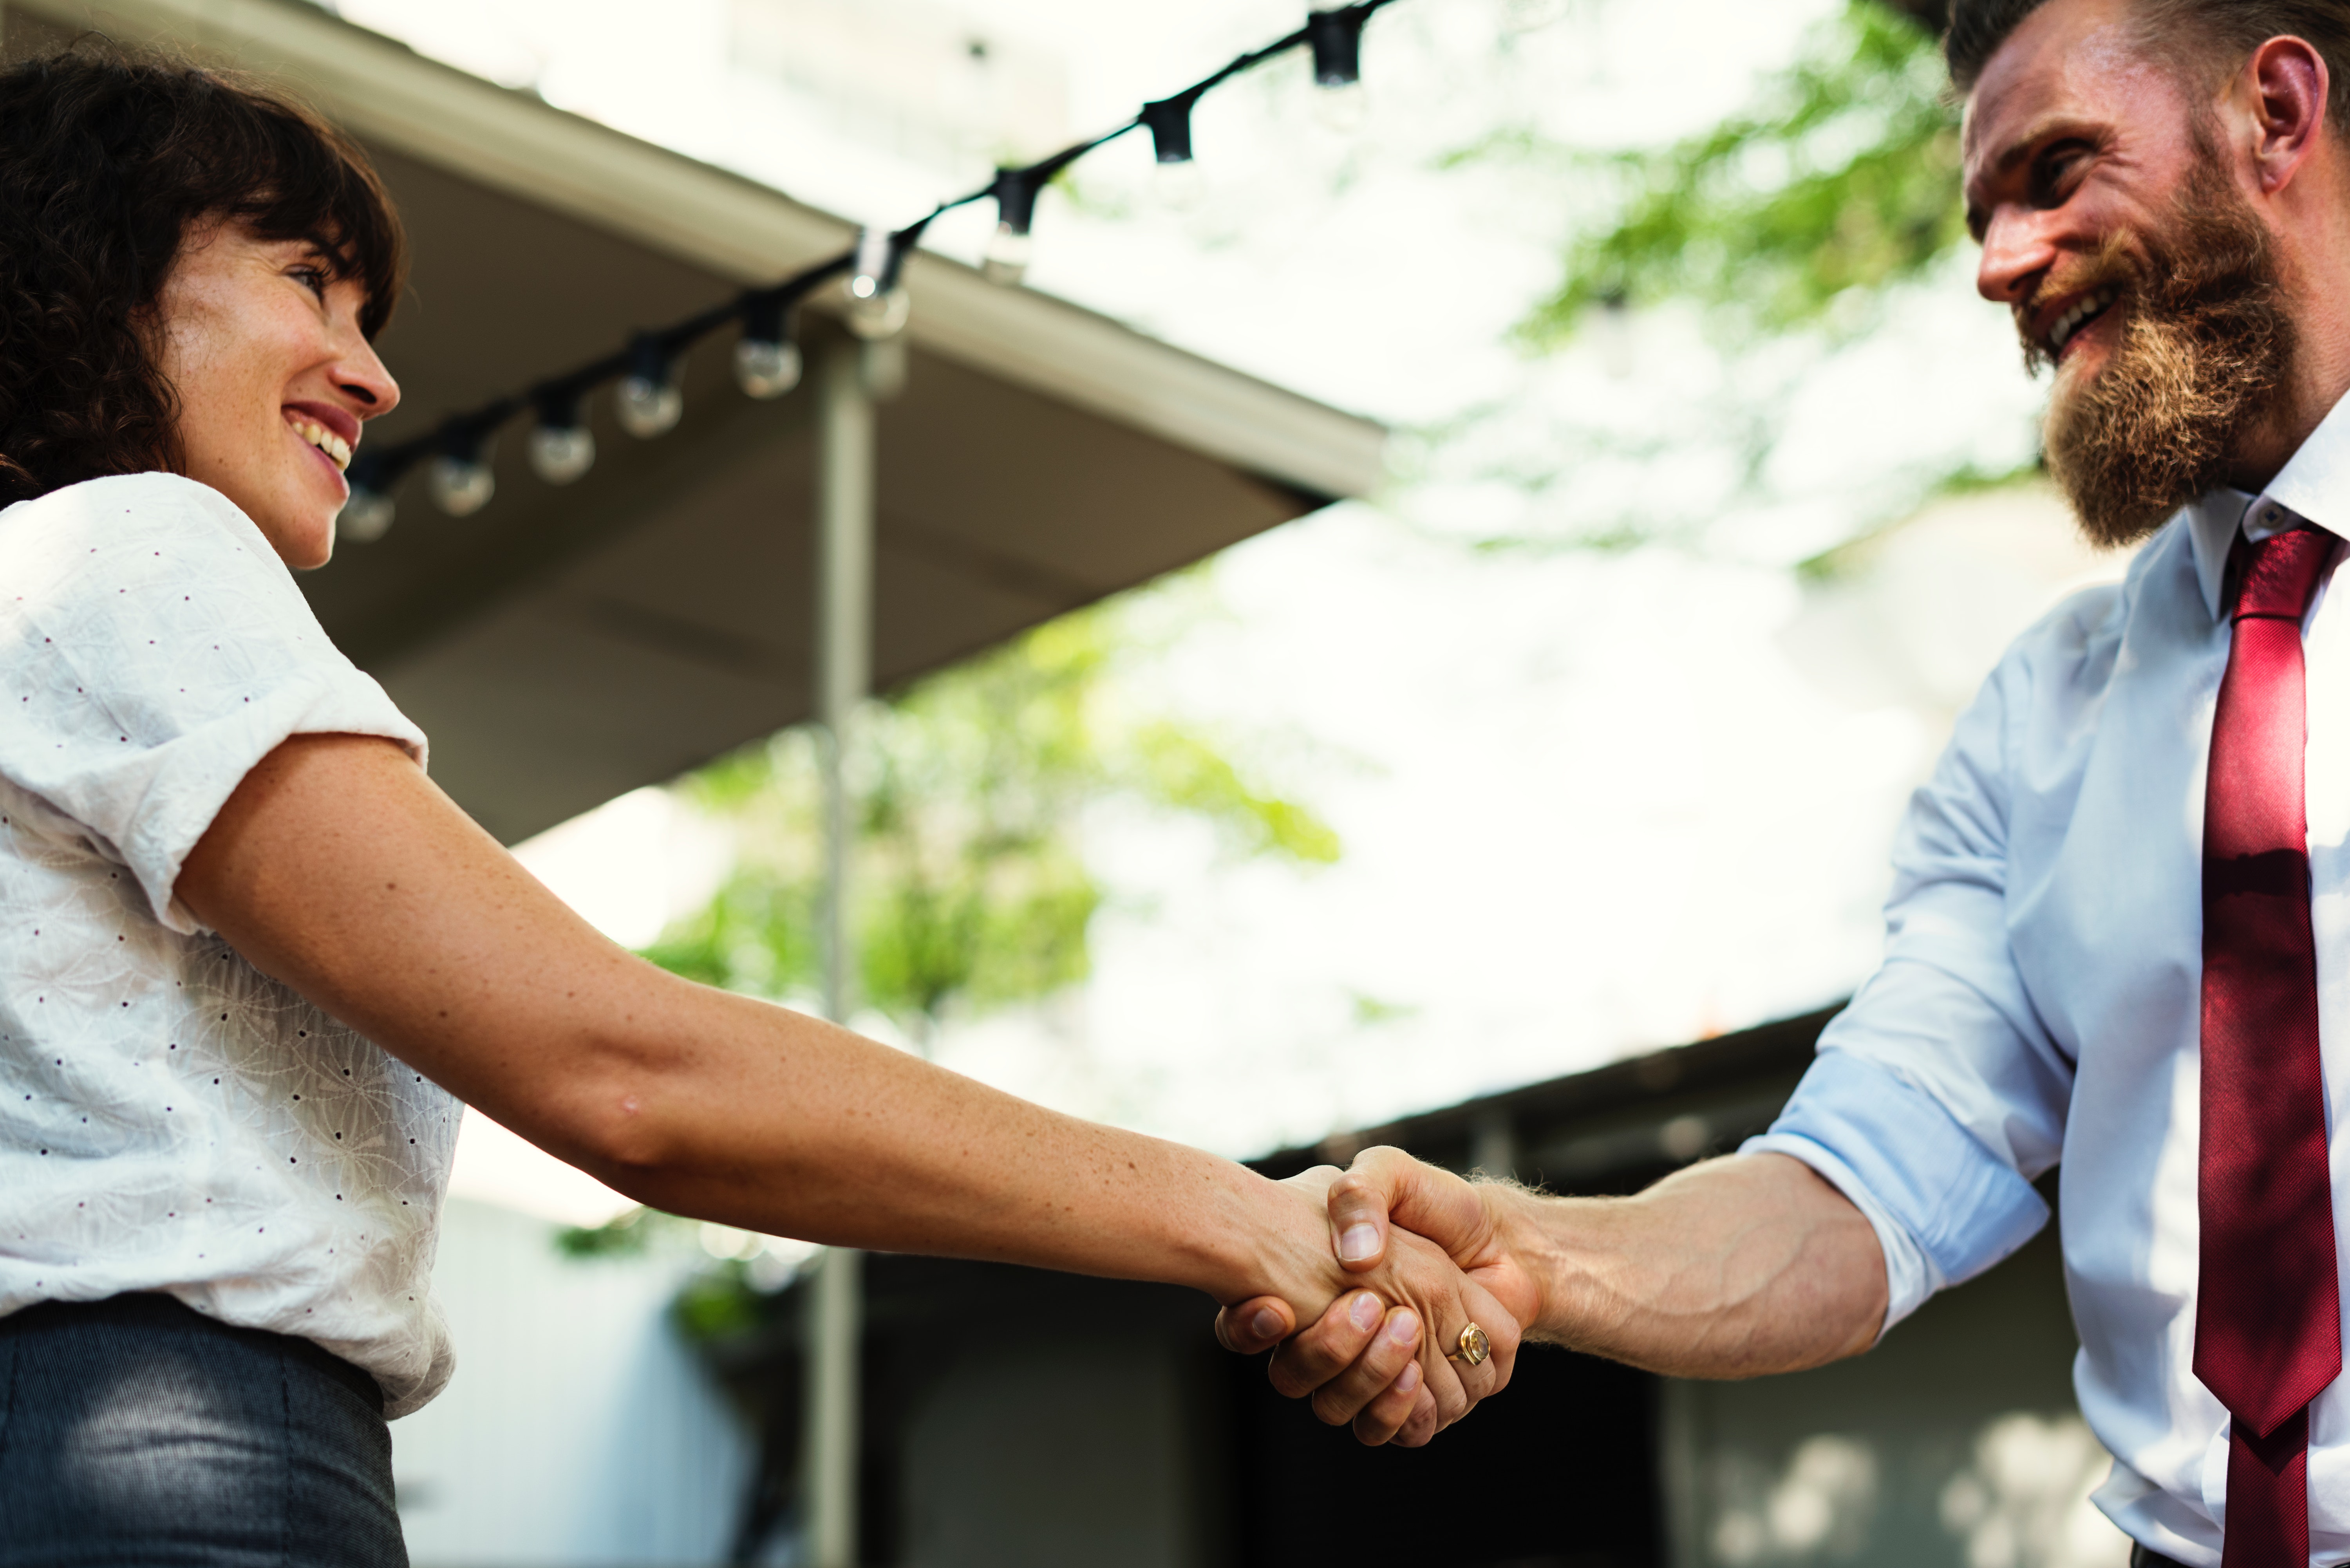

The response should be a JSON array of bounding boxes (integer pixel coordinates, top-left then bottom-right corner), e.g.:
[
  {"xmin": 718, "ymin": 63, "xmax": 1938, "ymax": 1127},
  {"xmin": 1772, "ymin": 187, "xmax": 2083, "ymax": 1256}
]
[{"xmin": 154, "ymin": 220, "xmax": 399, "ymax": 570}]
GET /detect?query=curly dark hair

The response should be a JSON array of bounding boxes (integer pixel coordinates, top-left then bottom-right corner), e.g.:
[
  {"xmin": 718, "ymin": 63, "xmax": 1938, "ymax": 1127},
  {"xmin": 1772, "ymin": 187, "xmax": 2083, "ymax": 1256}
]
[{"xmin": 0, "ymin": 45, "xmax": 407, "ymax": 505}]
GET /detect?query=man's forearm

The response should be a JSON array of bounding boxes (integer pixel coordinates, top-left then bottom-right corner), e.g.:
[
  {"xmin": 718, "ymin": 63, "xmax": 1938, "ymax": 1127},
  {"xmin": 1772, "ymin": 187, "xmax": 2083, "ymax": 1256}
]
[{"xmin": 1500, "ymin": 1153, "xmax": 1887, "ymax": 1378}]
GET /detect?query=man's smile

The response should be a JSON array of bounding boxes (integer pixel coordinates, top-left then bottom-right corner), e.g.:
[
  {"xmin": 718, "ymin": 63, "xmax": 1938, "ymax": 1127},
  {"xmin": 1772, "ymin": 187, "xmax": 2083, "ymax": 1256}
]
[
  {"xmin": 2044, "ymin": 287, "xmax": 2117, "ymax": 360},
  {"xmin": 2023, "ymin": 281, "xmax": 2121, "ymax": 365}
]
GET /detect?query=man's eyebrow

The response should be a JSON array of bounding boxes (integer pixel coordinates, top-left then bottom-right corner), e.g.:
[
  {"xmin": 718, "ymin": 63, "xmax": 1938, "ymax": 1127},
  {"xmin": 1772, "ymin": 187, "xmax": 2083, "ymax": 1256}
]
[{"xmin": 1962, "ymin": 112, "xmax": 2091, "ymax": 241}]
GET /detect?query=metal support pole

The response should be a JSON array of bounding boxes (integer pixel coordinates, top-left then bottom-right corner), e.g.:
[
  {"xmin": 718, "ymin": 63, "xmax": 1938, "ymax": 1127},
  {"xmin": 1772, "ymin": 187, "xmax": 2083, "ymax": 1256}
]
[{"xmin": 804, "ymin": 338, "xmax": 873, "ymax": 1568}]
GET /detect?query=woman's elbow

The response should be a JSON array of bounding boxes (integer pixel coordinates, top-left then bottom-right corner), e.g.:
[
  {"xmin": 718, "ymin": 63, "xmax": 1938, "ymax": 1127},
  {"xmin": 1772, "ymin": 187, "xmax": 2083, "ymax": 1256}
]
[{"xmin": 510, "ymin": 1055, "xmax": 696, "ymax": 1200}]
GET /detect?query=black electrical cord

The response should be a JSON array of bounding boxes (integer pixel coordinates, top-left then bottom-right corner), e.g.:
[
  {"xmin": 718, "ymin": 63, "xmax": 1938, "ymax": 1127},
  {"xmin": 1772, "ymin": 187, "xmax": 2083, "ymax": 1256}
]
[{"xmin": 343, "ymin": 1, "xmax": 1400, "ymax": 533}]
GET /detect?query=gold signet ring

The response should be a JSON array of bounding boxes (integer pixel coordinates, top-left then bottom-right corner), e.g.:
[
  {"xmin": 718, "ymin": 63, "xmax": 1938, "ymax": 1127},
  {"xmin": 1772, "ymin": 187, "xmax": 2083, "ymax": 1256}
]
[{"xmin": 1448, "ymin": 1323, "xmax": 1491, "ymax": 1367}]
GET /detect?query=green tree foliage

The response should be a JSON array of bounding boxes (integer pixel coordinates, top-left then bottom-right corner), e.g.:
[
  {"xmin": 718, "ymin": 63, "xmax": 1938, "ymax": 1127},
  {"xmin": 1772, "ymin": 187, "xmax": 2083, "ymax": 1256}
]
[
  {"xmin": 1512, "ymin": 0, "xmax": 1961, "ymax": 346},
  {"xmin": 638, "ymin": 587, "xmax": 1340, "ymax": 1049}
]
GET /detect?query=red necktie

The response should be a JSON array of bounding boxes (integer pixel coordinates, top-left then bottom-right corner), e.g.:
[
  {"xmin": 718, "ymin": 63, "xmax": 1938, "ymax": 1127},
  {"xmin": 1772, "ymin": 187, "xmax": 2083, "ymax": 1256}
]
[{"xmin": 2198, "ymin": 523, "xmax": 2342, "ymax": 1568}]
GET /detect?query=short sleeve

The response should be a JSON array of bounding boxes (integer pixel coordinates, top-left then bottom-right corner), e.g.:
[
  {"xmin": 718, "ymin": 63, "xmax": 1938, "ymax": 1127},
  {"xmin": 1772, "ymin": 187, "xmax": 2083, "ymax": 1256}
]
[{"xmin": 0, "ymin": 474, "xmax": 425, "ymax": 933}]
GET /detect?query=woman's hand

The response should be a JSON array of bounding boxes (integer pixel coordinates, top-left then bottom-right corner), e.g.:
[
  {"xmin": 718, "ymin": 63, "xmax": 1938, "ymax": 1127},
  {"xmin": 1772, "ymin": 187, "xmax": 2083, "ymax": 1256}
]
[{"xmin": 1216, "ymin": 1160, "xmax": 1524, "ymax": 1447}]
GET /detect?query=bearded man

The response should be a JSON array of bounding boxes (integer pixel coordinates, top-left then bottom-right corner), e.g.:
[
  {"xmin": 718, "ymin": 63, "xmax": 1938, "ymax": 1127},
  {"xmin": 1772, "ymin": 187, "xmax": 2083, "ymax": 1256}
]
[{"xmin": 1219, "ymin": 3, "xmax": 2350, "ymax": 1565}]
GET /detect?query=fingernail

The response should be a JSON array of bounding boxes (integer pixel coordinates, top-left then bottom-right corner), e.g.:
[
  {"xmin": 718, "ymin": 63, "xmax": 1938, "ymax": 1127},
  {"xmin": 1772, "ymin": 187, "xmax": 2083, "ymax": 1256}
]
[
  {"xmin": 1338, "ymin": 1224, "xmax": 1380, "ymax": 1262},
  {"xmin": 1250, "ymin": 1307, "xmax": 1283, "ymax": 1342},
  {"xmin": 1349, "ymin": 1292, "xmax": 1381, "ymax": 1333},
  {"xmin": 1386, "ymin": 1309, "xmax": 1419, "ymax": 1346},
  {"xmin": 1396, "ymin": 1359, "xmax": 1422, "ymax": 1394}
]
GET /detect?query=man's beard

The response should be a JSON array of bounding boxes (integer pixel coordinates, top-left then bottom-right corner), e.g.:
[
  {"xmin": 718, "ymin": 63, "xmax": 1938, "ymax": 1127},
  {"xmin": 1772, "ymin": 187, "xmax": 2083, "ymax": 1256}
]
[{"xmin": 2032, "ymin": 164, "xmax": 2296, "ymax": 549}]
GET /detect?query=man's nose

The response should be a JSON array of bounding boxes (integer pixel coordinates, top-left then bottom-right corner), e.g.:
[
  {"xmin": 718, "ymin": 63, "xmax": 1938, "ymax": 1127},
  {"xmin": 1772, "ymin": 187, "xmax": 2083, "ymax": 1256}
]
[{"xmin": 1976, "ymin": 207, "xmax": 2057, "ymax": 306}]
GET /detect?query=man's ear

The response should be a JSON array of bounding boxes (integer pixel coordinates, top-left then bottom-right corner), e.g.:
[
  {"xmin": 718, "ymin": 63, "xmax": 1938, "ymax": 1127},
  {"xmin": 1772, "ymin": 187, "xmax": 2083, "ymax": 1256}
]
[{"xmin": 2242, "ymin": 34, "xmax": 2329, "ymax": 195}]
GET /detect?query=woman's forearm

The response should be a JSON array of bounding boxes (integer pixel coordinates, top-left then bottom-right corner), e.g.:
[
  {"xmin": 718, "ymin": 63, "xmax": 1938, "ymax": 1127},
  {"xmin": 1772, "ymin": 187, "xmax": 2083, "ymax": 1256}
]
[
  {"xmin": 178, "ymin": 733, "xmax": 1336, "ymax": 1311},
  {"xmin": 1498, "ymin": 1153, "xmax": 1886, "ymax": 1377},
  {"xmin": 560, "ymin": 981, "xmax": 1321, "ymax": 1304}
]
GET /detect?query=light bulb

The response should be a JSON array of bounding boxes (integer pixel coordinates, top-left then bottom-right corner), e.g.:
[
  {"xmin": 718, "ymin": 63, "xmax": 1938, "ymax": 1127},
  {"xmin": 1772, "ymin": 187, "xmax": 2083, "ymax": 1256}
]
[
  {"xmin": 1314, "ymin": 80, "xmax": 1368, "ymax": 134},
  {"xmin": 1153, "ymin": 160, "xmax": 1205, "ymax": 211},
  {"xmin": 848, "ymin": 227, "xmax": 899, "ymax": 309},
  {"xmin": 846, "ymin": 285, "xmax": 911, "ymax": 341},
  {"xmin": 981, "ymin": 222, "xmax": 1032, "ymax": 287},
  {"xmin": 615, "ymin": 373, "xmax": 683, "ymax": 438},
  {"xmin": 340, "ymin": 486, "xmax": 396, "ymax": 543},
  {"xmin": 427, "ymin": 454, "xmax": 494, "ymax": 517},
  {"xmin": 734, "ymin": 336, "xmax": 802, "ymax": 399},
  {"xmin": 528, "ymin": 423, "xmax": 595, "ymax": 484}
]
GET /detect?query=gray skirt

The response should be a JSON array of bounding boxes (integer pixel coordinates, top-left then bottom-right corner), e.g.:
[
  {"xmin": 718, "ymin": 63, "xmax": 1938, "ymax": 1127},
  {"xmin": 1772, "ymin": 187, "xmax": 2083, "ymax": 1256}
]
[{"xmin": 0, "ymin": 1293, "xmax": 407, "ymax": 1567}]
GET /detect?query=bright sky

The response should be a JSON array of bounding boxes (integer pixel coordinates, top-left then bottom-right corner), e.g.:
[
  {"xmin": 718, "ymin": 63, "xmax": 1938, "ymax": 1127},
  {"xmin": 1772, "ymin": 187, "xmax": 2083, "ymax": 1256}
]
[{"xmin": 343, "ymin": 0, "xmax": 2096, "ymax": 1218}]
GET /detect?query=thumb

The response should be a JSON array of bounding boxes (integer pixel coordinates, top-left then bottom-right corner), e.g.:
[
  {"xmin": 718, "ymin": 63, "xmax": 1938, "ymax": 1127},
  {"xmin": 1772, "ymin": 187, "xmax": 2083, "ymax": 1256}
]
[{"xmin": 1328, "ymin": 1147, "xmax": 1414, "ymax": 1273}]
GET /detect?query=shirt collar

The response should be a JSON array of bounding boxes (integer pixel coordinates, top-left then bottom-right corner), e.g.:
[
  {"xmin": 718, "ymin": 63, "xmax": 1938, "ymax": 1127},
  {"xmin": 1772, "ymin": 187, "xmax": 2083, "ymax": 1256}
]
[{"xmin": 2188, "ymin": 389, "xmax": 2350, "ymax": 620}]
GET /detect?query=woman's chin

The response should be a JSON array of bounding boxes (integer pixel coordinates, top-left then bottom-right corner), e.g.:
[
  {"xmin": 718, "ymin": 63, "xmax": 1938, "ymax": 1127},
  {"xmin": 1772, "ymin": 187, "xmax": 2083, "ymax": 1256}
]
[{"xmin": 266, "ymin": 510, "xmax": 337, "ymax": 571}]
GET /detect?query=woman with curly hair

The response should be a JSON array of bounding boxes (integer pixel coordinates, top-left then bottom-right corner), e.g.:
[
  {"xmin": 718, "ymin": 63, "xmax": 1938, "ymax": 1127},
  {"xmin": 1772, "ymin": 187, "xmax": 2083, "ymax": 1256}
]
[{"xmin": 0, "ymin": 45, "xmax": 1507, "ymax": 1567}]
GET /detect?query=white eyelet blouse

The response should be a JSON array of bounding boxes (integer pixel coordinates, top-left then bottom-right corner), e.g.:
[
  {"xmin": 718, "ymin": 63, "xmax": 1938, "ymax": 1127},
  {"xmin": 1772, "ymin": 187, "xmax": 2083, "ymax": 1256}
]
[{"xmin": 0, "ymin": 473, "xmax": 458, "ymax": 1418}]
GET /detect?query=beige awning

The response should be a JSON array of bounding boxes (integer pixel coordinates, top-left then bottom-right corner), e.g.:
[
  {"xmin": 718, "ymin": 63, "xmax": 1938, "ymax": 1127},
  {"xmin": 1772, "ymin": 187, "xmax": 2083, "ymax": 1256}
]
[{"xmin": 9, "ymin": 0, "xmax": 1385, "ymax": 842}]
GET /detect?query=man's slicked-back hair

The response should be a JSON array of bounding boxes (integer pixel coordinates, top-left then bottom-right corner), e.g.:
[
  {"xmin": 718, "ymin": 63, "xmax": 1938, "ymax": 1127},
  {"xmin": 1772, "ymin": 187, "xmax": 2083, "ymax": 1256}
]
[
  {"xmin": 1947, "ymin": 0, "xmax": 2057, "ymax": 90},
  {"xmin": 1948, "ymin": 0, "xmax": 2350, "ymax": 127}
]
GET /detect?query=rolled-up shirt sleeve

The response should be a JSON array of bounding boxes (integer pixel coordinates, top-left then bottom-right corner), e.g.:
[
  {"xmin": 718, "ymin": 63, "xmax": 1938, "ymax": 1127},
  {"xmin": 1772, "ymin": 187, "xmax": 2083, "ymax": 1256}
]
[
  {"xmin": 1745, "ymin": 626, "xmax": 2077, "ymax": 1333},
  {"xmin": 0, "ymin": 473, "xmax": 425, "ymax": 934}
]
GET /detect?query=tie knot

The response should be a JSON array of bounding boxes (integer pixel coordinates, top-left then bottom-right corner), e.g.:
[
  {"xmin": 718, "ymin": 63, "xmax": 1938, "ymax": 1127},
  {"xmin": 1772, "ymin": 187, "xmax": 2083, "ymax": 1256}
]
[{"xmin": 2232, "ymin": 524, "xmax": 2339, "ymax": 622}]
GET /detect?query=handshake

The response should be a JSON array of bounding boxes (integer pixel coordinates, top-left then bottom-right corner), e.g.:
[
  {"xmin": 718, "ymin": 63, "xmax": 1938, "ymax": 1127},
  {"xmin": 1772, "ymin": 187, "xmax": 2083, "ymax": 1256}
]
[
  {"xmin": 1204, "ymin": 1145, "xmax": 1549, "ymax": 1449},
  {"xmin": 1195, "ymin": 1142, "xmax": 1888, "ymax": 1445}
]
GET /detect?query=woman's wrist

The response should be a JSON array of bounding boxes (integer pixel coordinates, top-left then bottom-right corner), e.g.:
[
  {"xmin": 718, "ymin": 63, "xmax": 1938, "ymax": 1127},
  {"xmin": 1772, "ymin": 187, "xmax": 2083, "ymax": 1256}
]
[{"xmin": 1167, "ymin": 1160, "xmax": 1329, "ymax": 1310}]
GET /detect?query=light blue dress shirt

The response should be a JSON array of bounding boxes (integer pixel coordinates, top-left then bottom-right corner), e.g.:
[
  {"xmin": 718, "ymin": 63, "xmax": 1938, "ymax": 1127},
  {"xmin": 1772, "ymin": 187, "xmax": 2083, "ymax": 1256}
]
[{"xmin": 1746, "ymin": 393, "xmax": 2350, "ymax": 1568}]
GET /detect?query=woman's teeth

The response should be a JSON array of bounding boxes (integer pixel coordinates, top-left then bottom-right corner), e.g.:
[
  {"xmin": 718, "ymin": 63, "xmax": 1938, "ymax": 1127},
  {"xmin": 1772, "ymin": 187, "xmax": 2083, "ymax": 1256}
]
[
  {"xmin": 2050, "ymin": 290, "xmax": 2116, "ymax": 354},
  {"xmin": 289, "ymin": 417, "xmax": 352, "ymax": 472}
]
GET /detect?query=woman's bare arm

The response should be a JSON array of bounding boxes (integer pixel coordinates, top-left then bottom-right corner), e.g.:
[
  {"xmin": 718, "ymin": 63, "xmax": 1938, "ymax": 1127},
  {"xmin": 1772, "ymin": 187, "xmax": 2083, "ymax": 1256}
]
[{"xmin": 178, "ymin": 733, "xmax": 1516, "ymax": 1435}]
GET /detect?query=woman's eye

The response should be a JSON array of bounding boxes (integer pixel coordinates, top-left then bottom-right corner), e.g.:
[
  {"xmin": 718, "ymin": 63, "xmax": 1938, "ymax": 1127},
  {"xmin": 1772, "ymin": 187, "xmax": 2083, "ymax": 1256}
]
[{"xmin": 290, "ymin": 266, "xmax": 328, "ymax": 299}]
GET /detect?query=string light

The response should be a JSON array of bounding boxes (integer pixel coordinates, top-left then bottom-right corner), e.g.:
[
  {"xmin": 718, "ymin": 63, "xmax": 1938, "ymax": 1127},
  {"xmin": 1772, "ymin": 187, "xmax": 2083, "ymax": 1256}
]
[
  {"xmin": 338, "ymin": 1, "xmax": 1400, "ymax": 541},
  {"xmin": 425, "ymin": 425, "xmax": 495, "ymax": 517},
  {"xmin": 734, "ymin": 290, "xmax": 803, "ymax": 399},
  {"xmin": 527, "ymin": 385, "xmax": 596, "ymax": 484},
  {"xmin": 1307, "ymin": 5, "xmax": 1373, "ymax": 131},
  {"xmin": 983, "ymin": 170, "xmax": 1038, "ymax": 285},
  {"xmin": 1139, "ymin": 91, "xmax": 1206, "ymax": 209},
  {"xmin": 845, "ymin": 224, "xmax": 918, "ymax": 340},
  {"xmin": 983, "ymin": 144, "xmax": 1087, "ymax": 287},
  {"xmin": 338, "ymin": 455, "xmax": 403, "ymax": 542},
  {"xmin": 615, "ymin": 332, "xmax": 685, "ymax": 438}
]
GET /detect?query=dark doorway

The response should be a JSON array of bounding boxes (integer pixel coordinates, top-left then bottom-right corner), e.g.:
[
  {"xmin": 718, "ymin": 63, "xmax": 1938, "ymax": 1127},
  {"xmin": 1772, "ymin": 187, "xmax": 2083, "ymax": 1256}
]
[{"xmin": 1222, "ymin": 1339, "xmax": 1664, "ymax": 1568}]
